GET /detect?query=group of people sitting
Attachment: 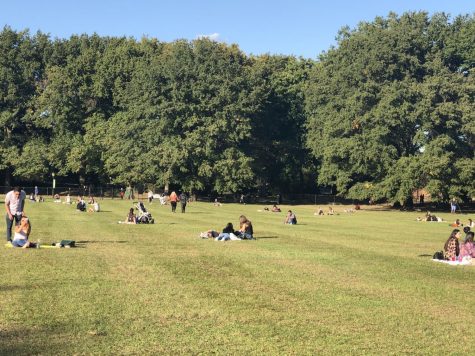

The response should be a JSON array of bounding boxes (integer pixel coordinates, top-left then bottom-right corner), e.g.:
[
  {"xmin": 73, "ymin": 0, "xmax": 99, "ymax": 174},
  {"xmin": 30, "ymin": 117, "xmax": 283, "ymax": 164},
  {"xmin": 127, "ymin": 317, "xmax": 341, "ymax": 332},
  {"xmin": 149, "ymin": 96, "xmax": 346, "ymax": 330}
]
[
  {"xmin": 417, "ymin": 211, "xmax": 443, "ymax": 222},
  {"xmin": 76, "ymin": 196, "xmax": 100, "ymax": 213},
  {"xmin": 314, "ymin": 206, "xmax": 338, "ymax": 216},
  {"xmin": 201, "ymin": 215, "xmax": 254, "ymax": 241},
  {"xmin": 29, "ymin": 193, "xmax": 44, "ymax": 202},
  {"xmin": 448, "ymin": 218, "xmax": 475, "ymax": 228},
  {"xmin": 442, "ymin": 227, "xmax": 475, "ymax": 262}
]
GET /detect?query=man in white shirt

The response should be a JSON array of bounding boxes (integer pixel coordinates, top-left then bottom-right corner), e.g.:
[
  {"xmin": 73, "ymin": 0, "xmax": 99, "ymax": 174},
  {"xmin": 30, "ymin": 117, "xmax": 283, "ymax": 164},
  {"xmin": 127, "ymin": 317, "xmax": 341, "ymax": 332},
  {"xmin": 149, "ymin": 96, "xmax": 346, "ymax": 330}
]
[{"xmin": 5, "ymin": 186, "xmax": 26, "ymax": 242}]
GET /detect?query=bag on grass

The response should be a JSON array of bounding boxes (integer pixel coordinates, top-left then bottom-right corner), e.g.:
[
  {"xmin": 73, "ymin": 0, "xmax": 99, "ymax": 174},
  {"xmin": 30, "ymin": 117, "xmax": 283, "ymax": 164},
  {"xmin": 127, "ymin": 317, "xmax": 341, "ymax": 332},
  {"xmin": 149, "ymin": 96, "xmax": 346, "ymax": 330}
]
[
  {"xmin": 433, "ymin": 251, "xmax": 444, "ymax": 260},
  {"xmin": 60, "ymin": 240, "xmax": 76, "ymax": 248}
]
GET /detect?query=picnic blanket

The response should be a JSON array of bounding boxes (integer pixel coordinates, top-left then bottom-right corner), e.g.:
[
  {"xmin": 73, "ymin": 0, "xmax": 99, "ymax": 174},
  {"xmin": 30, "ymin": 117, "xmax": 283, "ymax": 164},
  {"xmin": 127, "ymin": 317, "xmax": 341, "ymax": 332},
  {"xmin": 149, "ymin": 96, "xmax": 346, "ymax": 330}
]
[
  {"xmin": 5, "ymin": 243, "xmax": 59, "ymax": 249},
  {"xmin": 432, "ymin": 258, "xmax": 474, "ymax": 266}
]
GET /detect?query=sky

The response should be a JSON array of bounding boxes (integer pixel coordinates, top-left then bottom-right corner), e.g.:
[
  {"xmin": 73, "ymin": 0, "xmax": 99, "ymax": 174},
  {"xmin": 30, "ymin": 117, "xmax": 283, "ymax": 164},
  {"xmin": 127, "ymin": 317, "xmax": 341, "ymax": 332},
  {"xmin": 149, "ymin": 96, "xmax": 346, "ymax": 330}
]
[{"xmin": 1, "ymin": 0, "xmax": 474, "ymax": 59}]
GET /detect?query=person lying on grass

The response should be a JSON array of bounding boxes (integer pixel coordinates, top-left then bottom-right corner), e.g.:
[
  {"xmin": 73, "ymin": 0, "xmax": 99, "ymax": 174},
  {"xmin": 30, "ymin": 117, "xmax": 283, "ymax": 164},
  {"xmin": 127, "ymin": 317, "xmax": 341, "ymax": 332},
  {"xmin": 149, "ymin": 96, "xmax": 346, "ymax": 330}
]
[
  {"xmin": 238, "ymin": 215, "xmax": 254, "ymax": 240},
  {"xmin": 216, "ymin": 223, "xmax": 241, "ymax": 241},
  {"xmin": 12, "ymin": 216, "xmax": 36, "ymax": 248},
  {"xmin": 416, "ymin": 212, "xmax": 442, "ymax": 222},
  {"xmin": 200, "ymin": 230, "xmax": 219, "ymax": 239}
]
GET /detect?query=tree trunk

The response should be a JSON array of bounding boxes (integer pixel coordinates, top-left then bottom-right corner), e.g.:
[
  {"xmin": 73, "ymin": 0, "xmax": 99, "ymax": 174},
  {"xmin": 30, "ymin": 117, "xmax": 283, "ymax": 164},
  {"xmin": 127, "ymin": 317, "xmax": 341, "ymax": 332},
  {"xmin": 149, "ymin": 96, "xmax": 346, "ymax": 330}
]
[{"xmin": 4, "ymin": 167, "xmax": 12, "ymax": 192}]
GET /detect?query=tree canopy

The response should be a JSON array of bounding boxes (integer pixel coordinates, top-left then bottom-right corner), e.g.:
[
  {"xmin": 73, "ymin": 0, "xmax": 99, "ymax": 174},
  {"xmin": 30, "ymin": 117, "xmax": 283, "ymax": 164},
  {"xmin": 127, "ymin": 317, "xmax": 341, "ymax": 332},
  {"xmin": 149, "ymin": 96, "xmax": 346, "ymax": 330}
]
[
  {"xmin": 305, "ymin": 12, "xmax": 475, "ymax": 204},
  {"xmin": 1, "ymin": 11, "xmax": 474, "ymax": 202}
]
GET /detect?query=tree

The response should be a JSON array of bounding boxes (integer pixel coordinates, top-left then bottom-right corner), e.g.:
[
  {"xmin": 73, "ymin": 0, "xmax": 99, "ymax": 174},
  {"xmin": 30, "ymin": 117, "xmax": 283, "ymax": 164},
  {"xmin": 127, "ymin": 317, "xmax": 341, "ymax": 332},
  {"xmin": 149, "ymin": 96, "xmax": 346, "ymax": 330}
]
[{"xmin": 305, "ymin": 12, "xmax": 475, "ymax": 204}]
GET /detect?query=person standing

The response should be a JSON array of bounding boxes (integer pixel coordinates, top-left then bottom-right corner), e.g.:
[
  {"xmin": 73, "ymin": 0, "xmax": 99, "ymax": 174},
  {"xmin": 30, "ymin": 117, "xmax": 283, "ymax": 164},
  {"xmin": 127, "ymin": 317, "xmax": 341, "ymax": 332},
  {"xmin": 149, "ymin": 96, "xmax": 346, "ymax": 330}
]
[
  {"xmin": 169, "ymin": 191, "xmax": 178, "ymax": 213},
  {"xmin": 147, "ymin": 189, "xmax": 154, "ymax": 204},
  {"xmin": 450, "ymin": 198, "xmax": 457, "ymax": 214},
  {"xmin": 179, "ymin": 192, "xmax": 188, "ymax": 213},
  {"xmin": 119, "ymin": 188, "xmax": 124, "ymax": 200},
  {"xmin": 5, "ymin": 186, "xmax": 26, "ymax": 243},
  {"xmin": 34, "ymin": 185, "xmax": 39, "ymax": 200}
]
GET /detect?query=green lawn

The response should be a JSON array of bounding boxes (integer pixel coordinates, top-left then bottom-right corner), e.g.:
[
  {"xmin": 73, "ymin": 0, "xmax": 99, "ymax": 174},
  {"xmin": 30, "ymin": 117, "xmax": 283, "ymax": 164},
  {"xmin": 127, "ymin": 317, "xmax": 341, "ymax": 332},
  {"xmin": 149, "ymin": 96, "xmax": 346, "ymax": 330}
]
[{"xmin": 1, "ymin": 199, "xmax": 474, "ymax": 355}]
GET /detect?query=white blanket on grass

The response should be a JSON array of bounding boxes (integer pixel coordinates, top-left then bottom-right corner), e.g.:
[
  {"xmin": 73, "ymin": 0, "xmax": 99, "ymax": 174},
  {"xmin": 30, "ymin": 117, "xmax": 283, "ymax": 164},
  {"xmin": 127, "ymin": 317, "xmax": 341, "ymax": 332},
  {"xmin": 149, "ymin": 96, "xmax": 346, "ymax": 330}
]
[{"xmin": 432, "ymin": 258, "xmax": 473, "ymax": 266}]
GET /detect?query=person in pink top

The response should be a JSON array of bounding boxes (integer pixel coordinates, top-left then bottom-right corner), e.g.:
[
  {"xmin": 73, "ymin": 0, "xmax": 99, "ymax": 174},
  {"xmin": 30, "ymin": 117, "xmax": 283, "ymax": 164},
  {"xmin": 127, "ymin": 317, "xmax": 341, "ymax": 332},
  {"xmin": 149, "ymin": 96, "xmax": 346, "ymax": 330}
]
[
  {"xmin": 459, "ymin": 231, "xmax": 475, "ymax": 261},
  {"xmin": 169, "ymin": 191, "xmax": 178, "ymax": 213}
]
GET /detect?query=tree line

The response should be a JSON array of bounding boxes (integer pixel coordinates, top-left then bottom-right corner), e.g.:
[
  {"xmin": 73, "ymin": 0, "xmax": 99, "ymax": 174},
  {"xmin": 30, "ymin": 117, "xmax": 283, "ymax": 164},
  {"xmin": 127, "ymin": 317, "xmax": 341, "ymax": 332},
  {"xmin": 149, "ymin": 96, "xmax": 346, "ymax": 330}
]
[{"xmin": 1, "ymin": 11, "xmax": 474, "ymax": 204}]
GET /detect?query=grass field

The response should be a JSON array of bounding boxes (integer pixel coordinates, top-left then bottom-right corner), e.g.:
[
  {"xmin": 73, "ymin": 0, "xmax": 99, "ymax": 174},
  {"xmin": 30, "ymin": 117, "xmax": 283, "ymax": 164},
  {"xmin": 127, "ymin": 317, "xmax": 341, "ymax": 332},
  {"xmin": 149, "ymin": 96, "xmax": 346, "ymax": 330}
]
[{"xmin": 1, "ymin": 199, "xmax": 474, "ymax": 355}]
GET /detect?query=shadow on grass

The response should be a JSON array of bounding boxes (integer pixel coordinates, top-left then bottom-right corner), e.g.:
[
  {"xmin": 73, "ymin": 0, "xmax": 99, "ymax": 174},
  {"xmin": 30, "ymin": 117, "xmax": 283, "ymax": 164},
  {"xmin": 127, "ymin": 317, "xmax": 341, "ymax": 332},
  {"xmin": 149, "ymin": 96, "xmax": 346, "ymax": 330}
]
[
  {"xmin": 418, "ymin": 254, "xmax": 433, "ymax": 257},
  {"xmin": 0, "ymin": 325, "xmax": 71, "ymax": 355},
  {"xmin": 76, "ymin": 240, "xmax": 128, "ymax": 244},
  {"xmin": 257, "ymin": 236, "xmax": 279, "ymax": 239},
  {"xmin": 0, "ymin": 284, "xmax": 29, "ymax": 291}
]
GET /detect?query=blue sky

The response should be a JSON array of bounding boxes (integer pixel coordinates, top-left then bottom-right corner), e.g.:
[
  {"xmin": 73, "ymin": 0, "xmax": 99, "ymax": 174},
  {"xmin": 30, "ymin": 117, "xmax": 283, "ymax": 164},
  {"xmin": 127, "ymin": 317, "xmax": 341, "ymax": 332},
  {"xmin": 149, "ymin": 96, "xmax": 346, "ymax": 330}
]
[{"xmin": 1, "ymin": 1, "xmax": 474, "ymax": 58}]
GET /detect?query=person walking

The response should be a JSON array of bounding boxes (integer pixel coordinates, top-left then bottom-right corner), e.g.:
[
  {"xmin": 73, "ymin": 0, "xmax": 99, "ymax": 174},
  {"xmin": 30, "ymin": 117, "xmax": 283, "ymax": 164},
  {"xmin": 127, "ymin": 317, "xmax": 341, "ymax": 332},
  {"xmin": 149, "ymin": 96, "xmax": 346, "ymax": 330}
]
[
  {"xmin": 169, "ymin": 191, "xmax": 178, "ymax": 213},
  {"xmin": 5, "ymin": 186, "xmax": 27, "ymax": 243},
  {"xmin": 179, "ymin": 192, "xmax": 188, "ymax": 213}
]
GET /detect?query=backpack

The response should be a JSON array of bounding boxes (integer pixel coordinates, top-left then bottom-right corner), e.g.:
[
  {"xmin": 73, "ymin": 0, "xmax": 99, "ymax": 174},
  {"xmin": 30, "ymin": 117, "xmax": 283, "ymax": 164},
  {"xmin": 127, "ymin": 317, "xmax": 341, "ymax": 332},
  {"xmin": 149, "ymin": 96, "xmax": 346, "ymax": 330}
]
[
  {"xmin": 60, "ymin": 240, "xmax": 76, "ymax": 248},
  {"xmin": 433, "ymin": 251, "xmax": 444, "ymax": 260}
]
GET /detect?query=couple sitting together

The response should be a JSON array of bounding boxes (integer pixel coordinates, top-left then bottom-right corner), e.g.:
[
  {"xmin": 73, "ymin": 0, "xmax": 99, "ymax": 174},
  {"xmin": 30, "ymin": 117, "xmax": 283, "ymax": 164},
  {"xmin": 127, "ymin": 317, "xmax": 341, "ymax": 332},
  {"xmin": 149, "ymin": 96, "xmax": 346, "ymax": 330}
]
[
  {"xmin": 201, "ymin": 215, "xmax": 254, "ymax": 241},
  {"xmin": 442, "ymin": 228, "xmax": 475, "ymax": 262}
]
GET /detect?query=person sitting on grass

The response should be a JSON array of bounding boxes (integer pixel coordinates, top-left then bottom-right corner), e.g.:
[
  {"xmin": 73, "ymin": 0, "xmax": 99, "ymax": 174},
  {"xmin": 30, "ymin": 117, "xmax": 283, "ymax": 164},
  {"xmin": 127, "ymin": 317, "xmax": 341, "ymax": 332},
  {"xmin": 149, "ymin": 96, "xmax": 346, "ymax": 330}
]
[
  {"xmin": 12, "ymin": 216, "xmax": 36, "ymax": 248},
  {"xmin": 327, "ymin": 206, "xmax": 335, "ymax": 215},
  {"xmin": 444, "ymin": 229, "xmax": 461, "ymax": 261},
  {"xmin": 284, "ymin": 210, "xmax": 297, "ymax": 224},
  {"xmin": 88, "ymin": 200, "xmax": 100, "ymax": 213},
  {"xmin": 467, "ymin": 218, "xmax": 475, "ymax": 228},
  {"xmin": 271, "ymin": 204, "xmax": 281, "ymax": 212},
  {"xmin": 459, "ymin": 231, "xmax": 475, "ymax": 261},
  {"xmin": 76, "ymin": 196, "xmax": 86, "ymax": 212},
  {"xmin": 53, "ymin": 194, "xmax": 61, "ymax": 203},
  {"xmin": 314, "ymin": 207, "xmax": 324, "ymax": 216},
  {"xmin": 449, "ymin": 219, "xmax": 462, "ymax": 227},
  {"xmin": 238, "ymin": 215, "xmax": 254, "ymax": 240},
  {"xmin": 123, "ymin": 208, "xmax": 137, "ymax": 224}
]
